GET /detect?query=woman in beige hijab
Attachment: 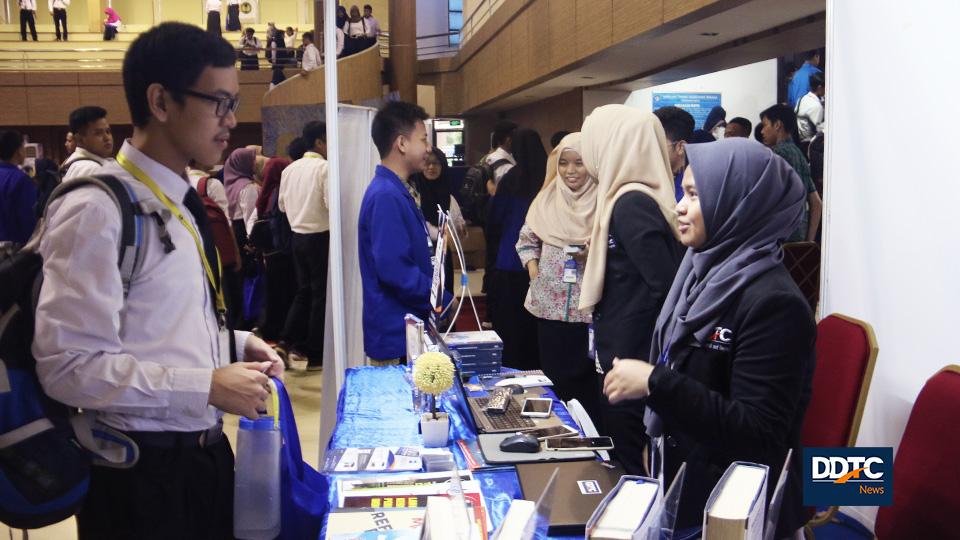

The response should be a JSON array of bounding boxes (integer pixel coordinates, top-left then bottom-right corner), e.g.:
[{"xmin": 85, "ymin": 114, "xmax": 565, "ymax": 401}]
[
  {"xmin": 578, "ymin": 104, "xmax": 683, "ymax": 475},
  {"xmin": 516, "ymin": 132, "xmax": 600, "ymax": 421}
]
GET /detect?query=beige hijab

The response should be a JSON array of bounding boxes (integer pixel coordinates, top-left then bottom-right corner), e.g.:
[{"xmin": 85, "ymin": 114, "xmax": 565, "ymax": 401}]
[
  {"xmin": 578, "ymin": 105, "xmax": 680, "ymax": 312},
  {"xmin": 525, "ymin": 133, "xmax": 598, "ymax": 248}
]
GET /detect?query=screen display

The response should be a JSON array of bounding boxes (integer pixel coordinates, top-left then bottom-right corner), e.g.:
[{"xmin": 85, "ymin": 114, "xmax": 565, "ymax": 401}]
[
  {"xmin": 521, "ymin": 399, "xmax": 552, "ymax": 414},
  {"xmin": 546, "ymin": 437, "xmax": 614, "ymax": 449}
]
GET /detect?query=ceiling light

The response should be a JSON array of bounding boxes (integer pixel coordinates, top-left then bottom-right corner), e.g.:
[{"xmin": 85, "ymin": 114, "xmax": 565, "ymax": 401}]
[
  {"xmin": 699, "ymin": 32, "xmax": 719, "ymax": 37},
  {"xmin": 581, "ymin": 76, "xmax": 595, "ymax": 80}
]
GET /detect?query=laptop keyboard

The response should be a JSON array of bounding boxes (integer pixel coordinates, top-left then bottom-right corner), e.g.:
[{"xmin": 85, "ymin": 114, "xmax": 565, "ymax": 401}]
[{"xmin": 474, "ymin": 397, "xmax": 536, "ymax": 431}]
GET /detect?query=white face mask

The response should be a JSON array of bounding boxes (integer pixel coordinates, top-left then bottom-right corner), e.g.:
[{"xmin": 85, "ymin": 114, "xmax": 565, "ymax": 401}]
[{"xmin": 712, "ymin": 125, "xmax": 726, "ymax": 140}]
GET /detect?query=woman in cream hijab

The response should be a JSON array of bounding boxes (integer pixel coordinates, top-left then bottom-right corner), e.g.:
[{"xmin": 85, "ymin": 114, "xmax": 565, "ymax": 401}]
[
  {"xmin": 578, "ymin": 104, "xmax": 683, "ymax": 475},
  {"xmin": 516, "ymin": 132, "xmax": 601, "ymax": 421}
]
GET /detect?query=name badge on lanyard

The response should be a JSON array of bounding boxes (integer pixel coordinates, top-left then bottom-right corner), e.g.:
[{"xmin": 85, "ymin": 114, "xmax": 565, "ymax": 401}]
[{"xmin": 562, "ymin": 257, "xmax": 578, "ymax": 284}]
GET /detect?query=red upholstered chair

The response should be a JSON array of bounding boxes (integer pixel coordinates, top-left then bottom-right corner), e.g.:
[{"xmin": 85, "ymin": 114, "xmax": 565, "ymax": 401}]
[
  {"xmin": 874, "ymin": 366, "xmax": 960, "ymax": 539},
  {"xmin": 783, "ymin": 242, "xmax": 821, "ymax": 313},
  {"xmin": 800, "ymin": 314, "xmax": 878, "ymax": 535}
]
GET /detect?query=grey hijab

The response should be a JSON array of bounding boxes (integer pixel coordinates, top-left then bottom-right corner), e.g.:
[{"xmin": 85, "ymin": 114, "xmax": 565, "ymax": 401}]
[{"xmin": 646, "ymin": 138, "xmax": 806, "ymax": 436}]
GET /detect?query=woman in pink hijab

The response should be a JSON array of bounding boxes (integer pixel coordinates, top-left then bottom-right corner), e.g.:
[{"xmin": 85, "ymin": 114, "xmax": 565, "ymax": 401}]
[{"xmin": 103, "ymin": 8, "xmax": 121, "ymax": 41}]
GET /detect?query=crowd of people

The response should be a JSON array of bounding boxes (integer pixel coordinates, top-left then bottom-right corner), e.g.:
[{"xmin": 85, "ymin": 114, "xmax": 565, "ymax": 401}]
[{"xmin": 0, "ymin": 14, "xmax": 826, "ymax": 537}]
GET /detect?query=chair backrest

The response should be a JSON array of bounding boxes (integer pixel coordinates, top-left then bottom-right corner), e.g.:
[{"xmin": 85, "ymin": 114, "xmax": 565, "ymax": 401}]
[
  {"xmin": 875, "ymin": 366, "xmax": 960, "ymax": 539},
  {"xmin": 782, "ymin": 241, "xmax": 820, "ymax": 312},
  {"xmin": 801, "ymin": 314, "xmax": 878, "ymax": 449}
]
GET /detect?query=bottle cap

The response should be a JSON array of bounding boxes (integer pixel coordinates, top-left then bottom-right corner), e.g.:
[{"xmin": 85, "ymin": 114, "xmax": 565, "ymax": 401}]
[{"xmin": 239, "ymin": 416, "xmax": 276, "ymax": 431}]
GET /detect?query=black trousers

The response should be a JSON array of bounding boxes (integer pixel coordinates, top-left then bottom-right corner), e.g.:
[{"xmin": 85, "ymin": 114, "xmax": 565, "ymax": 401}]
[
  {"xmin": 20, "ymin": 9, "xmax": 37, "ymax": 41},
  {"xmin": 597, "ymin": 372, "xmax": 650, "ymax": 476},
  {"xmin": 77, "ymin": 437, "xmax": 234, "ymax": 540},
  {"xmin": 537, "ymin": 319, "xmax": 601, "ymax": 427},
  {"xmin": 240, "ymin": 53, "xmax": 259, "ymax": 70},
  {"xmin": 226, "ymin": 3, "xmax": 241, "ymax": 30},
  {"xmin": 283, "ymin": 231, "xmax": 329, "ymax": 365},
  {"xmin": 53, "ymin": 8, "xmax": 67, "ymax": 40},
  {"xmin": 206, "ymin": 10, "xmax": 221, "ymax": 36},
  {"xmin": 258, "ymin": 252, "xmax": 297, "ymax": 342},
  {"xmin": 103, "ymin": 25, "xmax": 117, "ymax": 41},
  {"xmin": 488, "ymin": 269, "xmax": 539, "ymax": 370}
]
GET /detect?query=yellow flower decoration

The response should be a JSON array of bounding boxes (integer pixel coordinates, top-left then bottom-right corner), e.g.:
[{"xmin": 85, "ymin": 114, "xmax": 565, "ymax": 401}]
[{"xmin": 413, "ymin": 352, "xmax": 456, "ymax": 396}]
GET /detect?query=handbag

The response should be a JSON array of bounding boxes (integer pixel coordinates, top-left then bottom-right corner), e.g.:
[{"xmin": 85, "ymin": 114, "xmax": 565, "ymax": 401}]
[{"xmin": 273, "ymin": 378, "xmax": 330, "ymax": 539}]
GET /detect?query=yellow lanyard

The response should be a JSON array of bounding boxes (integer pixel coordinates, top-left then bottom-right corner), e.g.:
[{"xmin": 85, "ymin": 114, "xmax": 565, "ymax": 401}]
[{"xmin": 116, "ymin": 152, "xmax": 227, "ymax": 319}]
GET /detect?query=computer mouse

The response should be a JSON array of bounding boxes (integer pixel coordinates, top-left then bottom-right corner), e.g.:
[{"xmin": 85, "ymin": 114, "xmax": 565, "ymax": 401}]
[
  {"xmin": 499, "ymin": 433, "xmax": 541, "ymax": 453},
  {"xmin": 503, "ymin": 384, "xmax": 525, "ymax": 395}
]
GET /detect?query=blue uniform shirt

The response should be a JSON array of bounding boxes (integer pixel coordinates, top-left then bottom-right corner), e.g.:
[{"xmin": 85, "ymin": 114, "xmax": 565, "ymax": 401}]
[
  {"xmin": 0, "ymin": 162, "xmax": 38, "ymax": 244},
  {"xmin": 358, "ymin": 165, "xmax": 433, "ymax": 360},
  {"xmin": 788, "ymin": 62, "xmax": 823, "ymax": 108}
]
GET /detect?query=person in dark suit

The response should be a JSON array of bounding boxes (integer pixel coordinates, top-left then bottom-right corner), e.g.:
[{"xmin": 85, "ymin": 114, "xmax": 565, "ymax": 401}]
[{"xmin": 603, "ymin": 138, "xmax": 815, "ymax": 539}]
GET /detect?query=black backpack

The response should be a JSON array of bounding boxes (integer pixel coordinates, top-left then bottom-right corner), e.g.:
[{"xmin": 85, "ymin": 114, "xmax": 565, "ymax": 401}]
[
  {"xmin": 459, "ymin": 156, "xmax": 511, "ymax": 225},
  {"xmin": 249, "ymin": 189, "xmax": 293, "ymax": 257},
  {"xmin": 0, "ymin": 175, "xmax": 144, "ymax": 529}
]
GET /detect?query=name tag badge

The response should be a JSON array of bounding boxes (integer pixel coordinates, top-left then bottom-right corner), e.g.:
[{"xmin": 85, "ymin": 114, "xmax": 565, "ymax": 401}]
[
  {"xmin": 562, "ymin": 258, "xmax": 578, "ymax": 284},
  {"xmin": 218, "ymin": 328, "xmax": 231, "ymax": 367}
]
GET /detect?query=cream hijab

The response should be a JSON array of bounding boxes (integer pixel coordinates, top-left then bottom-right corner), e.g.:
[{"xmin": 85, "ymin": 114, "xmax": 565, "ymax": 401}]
[
  {"xmin": 578, "ymin": 105, "xmax": 680, "ymax": 312},
  {"xmin": 525, "ymin": 133, "xmax": 598, "ymax": 248}
]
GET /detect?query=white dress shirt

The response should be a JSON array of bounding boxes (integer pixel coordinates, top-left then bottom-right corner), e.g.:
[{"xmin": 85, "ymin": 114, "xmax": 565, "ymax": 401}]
[
  {"xmin": 33, "ymin": 140, "xmax": 250, "ymax": 433},
  {"xmin": 239, "ymin": 182, "xmax": 260, "ymax": 235},
  {"xmin": 485, "ymin": 147, "xmax": 516, "ymax": 186},
  {"xmin": 796, "ymin": 92, "xmax": 825, "ymax": 142},
  {"xmin": 61, "ymin": 147, "xmax": 108, "ymax": 180},
  {"xmin": 284, "ymin": 30, "xmax": 297, "ymax": 48},
  {"xmin": 302, "ymin": 42, "xmax": 321, "ymax": 71},
  {"xmin": 206, "ymin": 0, "xmax": 221, "ymax": 12},
  {"xmin": 48, "ymin": 0, "xmax": 69, "ymax": 10},
  {"xmin": 336, "ymin": 28, "xmax": 345, "ymax": 56},
  {"xmin": 278, "ymin": 152, "xmax": 329, "ymax": 234},
  {"xmin": 187, "ymin": 169, "xmax": 229, "ymax": 217},
  {"xmin": 19, "ymin": 0, "xmax": 36, "ymax": 10},
  {"xmin": 363, "ymin": 15, "xmax": 381, "ymax": 37},
  {"xmin": 343, "ymin": 20, "xmax": 366, "ymax": 38}
]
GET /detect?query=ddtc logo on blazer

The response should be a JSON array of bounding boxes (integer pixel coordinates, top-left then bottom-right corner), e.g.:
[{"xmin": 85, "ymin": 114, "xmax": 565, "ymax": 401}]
[{"xmin": 706, "ymin": 326, "xmax": 733, "ymax": 351}]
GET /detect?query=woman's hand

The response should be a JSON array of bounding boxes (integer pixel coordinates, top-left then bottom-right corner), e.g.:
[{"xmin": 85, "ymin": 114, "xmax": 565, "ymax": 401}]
[
  {"xmin": 527, "ymin": 259, "xmax": 539, "ymax": 281},
  {"xmin": 603, "ymin": 358, "xmax": 654, "ymax": 404},
  {"xmin": 573, "ymin": 240, "xmax": 590, "ymax": 265}
]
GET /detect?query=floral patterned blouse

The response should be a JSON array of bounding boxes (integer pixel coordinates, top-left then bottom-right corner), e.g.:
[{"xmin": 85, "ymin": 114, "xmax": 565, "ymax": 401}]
[{"xmin": 515, "ymin": 224, "xmax": 591, "ymax": 324}]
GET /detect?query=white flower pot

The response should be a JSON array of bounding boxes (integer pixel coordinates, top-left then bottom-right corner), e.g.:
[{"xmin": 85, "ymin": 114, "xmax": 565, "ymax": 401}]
[{"xmin": 420, "ymin": 412, "xmax": 450, "ymax": 448}]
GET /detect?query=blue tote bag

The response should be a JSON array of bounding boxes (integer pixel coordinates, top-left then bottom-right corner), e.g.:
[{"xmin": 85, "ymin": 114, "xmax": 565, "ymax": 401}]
[{"xmin": 273, "ymin": 378, "xmax": 330, "ymax": 539}]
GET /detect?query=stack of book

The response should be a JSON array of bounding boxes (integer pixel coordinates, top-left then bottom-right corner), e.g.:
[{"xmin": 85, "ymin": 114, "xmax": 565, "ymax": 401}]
[
  {"xmin": 328, "ymin": 471, "xmax": 491, "ymax": 540},
  {"xmin": 443, "ymin": 331, "xmax": 504, "ymax": 378},
  {"xmin": 703, "ymin": 462, "xmax": 769, "ymax": 540}
]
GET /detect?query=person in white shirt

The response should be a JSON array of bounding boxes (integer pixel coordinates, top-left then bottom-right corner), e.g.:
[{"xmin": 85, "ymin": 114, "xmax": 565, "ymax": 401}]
[
  {"xmin": 284, "ymin": 26, "xmax": 298, "ymax": 48},
  {"xmin": 300, "ymin": 30, "xmax": 322, "ymax": 74},
  {"xmin": 343, "ymin": 5, "xmax": 367, "ymax": 38},
  {"xmin": 238, "ymin": 27, "xmax": 261, "ymax": 70},
  {"xmin": 49, "ymin": 0, "xmax": 70, "ymax": 41},
  {"xmin": 187, "ymin": 161, "xmax": 229, "ymax": 217},
  {"xmin": 485, "ymin": 120, "xmax": 518, "ymax": 194},
  {"xmin": 796, "ymin": 70, "xmax": 825, "ymax": 143},
  {"xmin": 61, "ymin": 105, "xmax": 113, "ymax": 180},
  {"xmin": 362, "ymin": 4, "xmax": 381, "ymax": 38},
  {"xmin": 277, "ymin": 121, "xmax": 329, "ymax": 369},
  {"xmin": 205, "ymin": 0, "xmax": 221, "ymax": 36},
  {"xmin": 32, "ymin": 23, "xmax": 282, "ymax": 539},
  {"xmin": 19, "ymin": 0, "xmax": 37, "ymax": 41}
]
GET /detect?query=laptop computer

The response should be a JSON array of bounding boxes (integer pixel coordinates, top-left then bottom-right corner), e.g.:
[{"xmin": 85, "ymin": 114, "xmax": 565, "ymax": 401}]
[{"xmin": 517, "ymin": 460, "xmax": 627, "ymax": 536}]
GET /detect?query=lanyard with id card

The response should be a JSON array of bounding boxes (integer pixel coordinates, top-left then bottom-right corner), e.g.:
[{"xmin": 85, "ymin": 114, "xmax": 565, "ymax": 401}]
[{"xmin": 562, "ymin": 244, "xmax": 584, "ymax": 284}]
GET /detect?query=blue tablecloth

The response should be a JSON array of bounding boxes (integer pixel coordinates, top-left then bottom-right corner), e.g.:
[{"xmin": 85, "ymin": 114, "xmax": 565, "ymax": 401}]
[{"xmin": 322, "ymin": 365, "xmax": 583, "ymax": 539}]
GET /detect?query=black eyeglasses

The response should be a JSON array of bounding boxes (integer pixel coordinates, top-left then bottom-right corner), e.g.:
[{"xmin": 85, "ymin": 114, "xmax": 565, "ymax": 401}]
[{"xmin": 177, "ymin": 88, "xmax": 241, "ymax": 118}]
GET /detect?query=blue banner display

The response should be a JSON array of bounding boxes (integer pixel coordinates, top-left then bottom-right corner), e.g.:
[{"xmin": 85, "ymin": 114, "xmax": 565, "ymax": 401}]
[
  {"xmin": 802, "ymin": 447, "xmax": 894, "ymax": 507},
  {"xmin": 652, "ymin": 92, "xmax": 722, "ymax": 129}
]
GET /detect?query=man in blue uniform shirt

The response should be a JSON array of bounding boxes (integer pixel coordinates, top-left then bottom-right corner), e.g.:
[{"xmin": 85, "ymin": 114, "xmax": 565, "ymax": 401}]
[
  {"xmin": 358, "ymin": 101, "xmax": 434, "ymax": 362},
  {"xmin": 788, "ymin": 50, "xmax": 823, "ymax": 108}
]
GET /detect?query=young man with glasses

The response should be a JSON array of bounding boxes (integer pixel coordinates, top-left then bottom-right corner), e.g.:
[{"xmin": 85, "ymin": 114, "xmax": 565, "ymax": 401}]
[{"xmin": 33, "ymin": 23, "xmax": 282, "ymax": 539}]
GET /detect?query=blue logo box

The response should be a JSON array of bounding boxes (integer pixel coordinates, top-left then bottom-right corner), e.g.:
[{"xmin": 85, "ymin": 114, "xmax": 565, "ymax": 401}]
[{"xmin": 803, "ymin": 447, "xmax": 893, "ymax": 507}]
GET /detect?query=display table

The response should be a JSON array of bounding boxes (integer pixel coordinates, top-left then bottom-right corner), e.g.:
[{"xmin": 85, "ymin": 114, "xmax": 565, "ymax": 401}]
[{"xmin": 322, "ymin": 365, "xmax": 585, "ymax": 539}]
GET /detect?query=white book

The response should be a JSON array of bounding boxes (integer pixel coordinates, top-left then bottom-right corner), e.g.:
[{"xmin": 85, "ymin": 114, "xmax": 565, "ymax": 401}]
[
  {"xmin": 590, "ymin": 480, "xmax": 660, "ymax": 540},
  {"xmin": 704, "ymin": 462, "xmax": 769, "ymax": 540}
]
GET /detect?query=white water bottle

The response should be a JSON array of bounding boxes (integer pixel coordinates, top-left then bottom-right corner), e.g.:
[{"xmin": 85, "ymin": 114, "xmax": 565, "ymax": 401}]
[{"xmin": 233, "ymin": 415, "xmax": 282, "ymax": 540}]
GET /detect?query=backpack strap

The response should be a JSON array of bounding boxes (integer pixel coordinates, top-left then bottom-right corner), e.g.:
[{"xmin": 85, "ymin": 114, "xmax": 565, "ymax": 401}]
[
  {"xmin": 489, "ymin": 158, "xmax": 512, "ymax": 171},
  {"xmin": 35, "ymin": 174, "xmax": 144, "ymax": 298},
  {"xmin": 197, "ymin": 175, "xmax": 209, "ymax": 198},
  {"xmin": 58, "ymin": 156, "xmax": 102, "ymax": 177}
]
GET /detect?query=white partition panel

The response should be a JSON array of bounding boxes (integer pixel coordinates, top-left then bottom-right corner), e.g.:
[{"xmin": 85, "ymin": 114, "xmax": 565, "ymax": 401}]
[{"xmin": 823, "ymin": 0, "xmax": 960, "ymax": 529}]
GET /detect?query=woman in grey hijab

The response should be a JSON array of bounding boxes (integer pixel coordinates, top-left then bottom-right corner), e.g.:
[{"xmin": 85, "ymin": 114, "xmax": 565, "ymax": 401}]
[{"xmin": 602, "ymin": 138, "xmax": 816, "ymax": 539}]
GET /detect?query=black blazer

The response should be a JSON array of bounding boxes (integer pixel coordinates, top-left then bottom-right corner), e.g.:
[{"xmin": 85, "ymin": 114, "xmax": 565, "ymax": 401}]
[
  {"xmin": 594, "ymin": 191, "xmax": 683, "ymax": 371},
  {"xmin": 646, "ymin": 264, "xmax": 816, "ymax": 538}
]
